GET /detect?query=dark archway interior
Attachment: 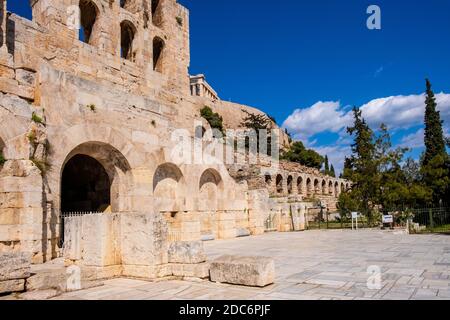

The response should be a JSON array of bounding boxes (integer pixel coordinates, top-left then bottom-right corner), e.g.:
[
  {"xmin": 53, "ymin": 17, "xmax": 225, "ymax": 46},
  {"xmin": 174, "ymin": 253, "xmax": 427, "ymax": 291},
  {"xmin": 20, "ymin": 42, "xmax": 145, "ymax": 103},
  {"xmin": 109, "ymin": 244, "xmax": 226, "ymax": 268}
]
[
  {"xmin": 153, "ymin": 37, "xmax": 164, "ymax": 72},
  {"xmin": 79, "ymin": 0, "xmax": 97, "ymax": 44},
  {"xmin": 0, "ymin": 137, "xmax": 5, "ymax": 166},
  {"xmin": 121, "ymin": 21, "xmax": 135, "ymax": 61},
  {"xmin": 61, "ymin": 154, "xmax": 111, "ymax": 212},
  {"xmin": 151, "ymin": 0, "xmax": 162, "ymax": 26}
]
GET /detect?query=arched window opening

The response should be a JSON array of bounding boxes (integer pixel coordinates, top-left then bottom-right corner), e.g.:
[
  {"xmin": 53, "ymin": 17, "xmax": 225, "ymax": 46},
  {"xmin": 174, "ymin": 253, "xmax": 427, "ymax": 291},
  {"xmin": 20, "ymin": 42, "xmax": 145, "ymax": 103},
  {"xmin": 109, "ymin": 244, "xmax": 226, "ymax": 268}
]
[
  {"xmin": 151, "ymin": 0, "xmax": 162, "ymax": 27},
  {"xmin": 153, "ymin": 36, "xmax": 164, "ymax": 72},
  {"xmin": 195, "ymin": 126, "xmax": 206, "ymax": 139},
  {"xmin": 329, "ymin": 181, "xmax": 334, "ymax": 195},
  {"xmin": 265, "ymin": 174, "xmax": 272, "ymax": 186},
  {"xmin": 306, "ymin": 178, "xmax": 312, "ymax": 196},
  {"xmin": 322, "ymin": 180, "xmax": 326, "ymax": 195},
  {"xmin": 120, "ymin": 21, "xmax": 136, "ymax": 61},
  {"xmin": 287, "ymin": 176, "xmax": 293, "ymax": 194},
  {"xmin": 314, "ymin": 179, "xmax": 320, "ymax": 194},
  {"xmin": 297, "ymin": 177, "xmax": 303, "ymax": 195},
  {"xmin": 276, "ymin": 174, "xmax": 283, "ymax": 194},
  {"xmin": 79, "ymin": 0, "xmax": 98, "ymax": 44}
]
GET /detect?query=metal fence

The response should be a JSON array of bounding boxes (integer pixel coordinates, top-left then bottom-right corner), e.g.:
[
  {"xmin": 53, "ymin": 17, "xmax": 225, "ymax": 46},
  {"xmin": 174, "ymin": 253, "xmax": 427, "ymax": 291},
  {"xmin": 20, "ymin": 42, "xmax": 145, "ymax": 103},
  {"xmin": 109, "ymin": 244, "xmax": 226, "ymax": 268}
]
[
  {"xmin": 409, "ymin": 204, "xmax": 450, "ymax": 233},
  {"xmin": 60, "ymin": 211, "xmax": 102, "ymax": 246}
]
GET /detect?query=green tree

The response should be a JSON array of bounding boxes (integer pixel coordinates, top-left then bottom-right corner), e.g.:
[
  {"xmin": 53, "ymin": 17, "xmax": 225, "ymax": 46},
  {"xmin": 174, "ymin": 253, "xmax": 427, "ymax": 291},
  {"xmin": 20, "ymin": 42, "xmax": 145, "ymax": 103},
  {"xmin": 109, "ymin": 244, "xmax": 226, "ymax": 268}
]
[
  {"xmin": 323, "ymin": 155, "xmax": 330, "ymax": 175},
  {"xmin": 343, "ymin": 107, "xmax": 379, "ymax": 221},
  {"xmin": 281, "ymin": 141, "xmax": 324, "ymax": 170},
  {"xmin": 330, "ymin": 164, "xmax": 336, "ymax": 178},
  {"xmin": 200, "ymin": 106, "xmax": 225, "ymax": 136},
  {"xmin": 240, "ymin": 110, "xmax": 273, "ymax": 153},
  {"xmin": 0, "ymin": 151, "xmax": 5, "ymax": 166},
  {"xmin": 420, "ymin": 79, "xmax": 449, "ymax": 202}
]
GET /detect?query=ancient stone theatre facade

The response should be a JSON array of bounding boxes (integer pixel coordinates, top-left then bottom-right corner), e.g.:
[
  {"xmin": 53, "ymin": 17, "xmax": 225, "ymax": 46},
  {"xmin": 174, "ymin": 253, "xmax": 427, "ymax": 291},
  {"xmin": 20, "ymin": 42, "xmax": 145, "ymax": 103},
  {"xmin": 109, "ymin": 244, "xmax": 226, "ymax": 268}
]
[{"xmin": 0, "ymin": 0, "xmax": 349, "ymax": 281}]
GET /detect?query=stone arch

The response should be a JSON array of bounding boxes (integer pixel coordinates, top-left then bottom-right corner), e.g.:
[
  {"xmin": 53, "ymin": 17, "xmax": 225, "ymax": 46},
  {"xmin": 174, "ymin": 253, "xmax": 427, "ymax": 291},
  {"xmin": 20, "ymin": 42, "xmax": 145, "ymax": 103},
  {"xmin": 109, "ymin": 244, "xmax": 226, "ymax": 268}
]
[
  {"xmin": 321, "ymin": 179, "xmax": 326, "ymax": 195},
  {"xmin": 120, "ymin": 20, "xmax": 137, "ymax": 61},
  {"xmin": 195, "ymin": 125, "xmax": 206, "ymax": 139},
  {"xmin": 60, "ymin": 142, "xmax": 133, "ymax": 214},
  {"xmin": 153, "ymin": 36, "xmax": 165, "ymax": 73},
  {"xmin": 306, "ymin": 177, "xmax": 312, "ymax": 196},
  {"xmin": 151, "ymin": 0, "xmax": 163, "ymax": 27},
  {"xmin": 346, "ymin": 183, "xmax": 351, "ymax": 191},
  {"xmin": 335, "ymin": 181, "xmax": 339, "ymax": 197},
  {"xmin": 328, "ymin": 180, "xmax": 334, "ymax": 196},
  {"xmin": 314, "ymin": 178, "xmax": 320, "ymax": 194},
  {"xmin": 276, "ymin": 174, "xmax": 283, "ymax": 194},
  {"xmin": 199, "ymin": 168, "xmax": 223, "ymax": 238},
  {"xmin": 297, "ymin": 176, "xmax": 303, "ymax": 195},
  {"xmin": 341, "ymin": 182, "xmax": 345, "ymax": 193},
  {"xmin": 79, "ymin": 0, "xmax": 99, "ymax": 44},
  {"xmin": 153, "ymin": 162, "xmax": 185, "ymax": 212},
  {"xmin": 287, "ymin": 175, "xmax": 293, "ymax": 194},
  {"xmin": 264, "ymin": 174, "xmax": 272, "ymax": 186}
]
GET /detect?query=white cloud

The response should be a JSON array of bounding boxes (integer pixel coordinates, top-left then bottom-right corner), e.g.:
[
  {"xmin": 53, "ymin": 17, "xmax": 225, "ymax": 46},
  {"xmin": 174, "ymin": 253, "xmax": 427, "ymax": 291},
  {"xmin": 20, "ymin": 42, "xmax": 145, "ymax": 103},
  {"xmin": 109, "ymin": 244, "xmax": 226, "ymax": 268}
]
[
  {"xmin": 399, "ymin": 129, "xmax": 424, "ymax": 149},
  {"xmin": 282, "ymin": 101, "xmax": 352, "ymax": 141},
  {"xmin": 313, "ymin": 144, "xmax": 352, "ymax": 174},
  {"xmin": 282, "ymin": 92, "xmax": 450, "ymax": 173},
  {"xmin": 283, "ymin": 93, "xmax": 450, "ymax": 139}
]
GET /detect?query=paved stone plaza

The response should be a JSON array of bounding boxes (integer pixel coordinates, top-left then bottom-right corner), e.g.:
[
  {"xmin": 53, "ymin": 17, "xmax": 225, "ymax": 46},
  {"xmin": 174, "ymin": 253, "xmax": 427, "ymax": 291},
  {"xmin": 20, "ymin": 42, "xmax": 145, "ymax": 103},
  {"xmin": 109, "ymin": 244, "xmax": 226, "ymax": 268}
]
[{"xmin": 48, "ymin": 230, "xmax": 450, "ymax": 300}]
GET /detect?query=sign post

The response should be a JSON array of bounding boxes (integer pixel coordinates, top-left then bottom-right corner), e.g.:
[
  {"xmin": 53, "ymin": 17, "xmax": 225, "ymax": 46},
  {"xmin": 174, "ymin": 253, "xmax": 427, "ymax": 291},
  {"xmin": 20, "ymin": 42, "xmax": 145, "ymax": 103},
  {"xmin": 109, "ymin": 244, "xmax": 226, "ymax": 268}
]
[
  {"xmin": 382, "ymin": 214, "xmax": 394, "ymax": 230},
  {"xmin": 351, "ymin": 212, "xmax": 359, "ymax": 230}
]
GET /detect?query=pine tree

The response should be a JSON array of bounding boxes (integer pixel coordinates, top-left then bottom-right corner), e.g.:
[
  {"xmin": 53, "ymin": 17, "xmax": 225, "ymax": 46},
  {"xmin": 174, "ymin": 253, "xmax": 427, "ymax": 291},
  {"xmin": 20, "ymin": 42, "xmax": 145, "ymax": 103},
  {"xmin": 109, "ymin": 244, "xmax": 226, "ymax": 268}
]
[
  {"xmin": 342, "ymin": 107, "xmax": 378, "ymax": 221},
  {"xmin": 330, "ymin": 164, "xmax": 336, "ymax": 177},
  {"xmin": 421, "ymin": 79, "xmax": 449, "ymax": 202}
]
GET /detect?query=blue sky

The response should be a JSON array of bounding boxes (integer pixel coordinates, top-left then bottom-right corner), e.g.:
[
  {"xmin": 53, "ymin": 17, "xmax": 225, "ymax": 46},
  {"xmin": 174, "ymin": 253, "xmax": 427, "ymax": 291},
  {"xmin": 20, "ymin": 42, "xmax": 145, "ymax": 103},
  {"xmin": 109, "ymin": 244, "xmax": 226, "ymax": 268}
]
[{"xmin": 9, "ymin": 1, "xmax": 450, "ymax": 172}]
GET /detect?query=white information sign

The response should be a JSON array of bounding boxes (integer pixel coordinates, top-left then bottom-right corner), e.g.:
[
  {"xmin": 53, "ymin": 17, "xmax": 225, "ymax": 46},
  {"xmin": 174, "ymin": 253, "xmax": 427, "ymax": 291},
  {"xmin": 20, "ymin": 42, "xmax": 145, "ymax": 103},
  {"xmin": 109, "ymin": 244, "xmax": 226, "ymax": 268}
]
[{"xmin": 382, "ymin": 215, "xmax": 394, "ymax": 224}]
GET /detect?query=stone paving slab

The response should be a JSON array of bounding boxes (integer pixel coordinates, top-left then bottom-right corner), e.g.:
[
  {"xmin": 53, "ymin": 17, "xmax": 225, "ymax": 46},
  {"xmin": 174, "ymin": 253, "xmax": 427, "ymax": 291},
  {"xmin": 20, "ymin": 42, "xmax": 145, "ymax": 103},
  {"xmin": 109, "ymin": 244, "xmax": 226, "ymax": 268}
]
[{"xmin": 51, "ymin": 230, "xmax": 450, "ymax": 300}]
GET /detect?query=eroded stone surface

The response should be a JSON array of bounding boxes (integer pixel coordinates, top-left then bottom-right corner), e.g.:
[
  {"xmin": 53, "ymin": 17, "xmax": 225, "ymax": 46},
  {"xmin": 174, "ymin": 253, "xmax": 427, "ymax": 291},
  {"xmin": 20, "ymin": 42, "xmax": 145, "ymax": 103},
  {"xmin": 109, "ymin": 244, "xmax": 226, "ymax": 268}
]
[
  {"xmin": 0, "ymin": 252, "xmax": 31, "ymax": 281},
  {"xmin": 210, "ymin": 255, "xmax": 275, "ymax": 287},
  {"xmin": 168, "ymin": 241, "xmax": 206, "ymax": 264}
]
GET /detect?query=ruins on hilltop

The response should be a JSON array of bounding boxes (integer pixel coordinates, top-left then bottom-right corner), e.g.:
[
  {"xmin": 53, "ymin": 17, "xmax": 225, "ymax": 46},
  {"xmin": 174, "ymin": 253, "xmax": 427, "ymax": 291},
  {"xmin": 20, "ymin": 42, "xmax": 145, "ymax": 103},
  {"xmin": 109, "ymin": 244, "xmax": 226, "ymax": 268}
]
[{"xmin": 0, "ymin": 0, "xmax": 350, "ymax": 291}]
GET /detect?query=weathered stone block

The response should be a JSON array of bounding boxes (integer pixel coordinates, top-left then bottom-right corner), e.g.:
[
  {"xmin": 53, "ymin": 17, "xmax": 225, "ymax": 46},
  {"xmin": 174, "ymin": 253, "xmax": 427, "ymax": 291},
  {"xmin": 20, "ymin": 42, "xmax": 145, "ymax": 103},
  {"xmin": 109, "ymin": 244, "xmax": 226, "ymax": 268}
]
[
  {"xmin": 0, "ymin": 279, "xmax": 25, "ymax": 294},
  {"xmin": 210, "ymin": 255, "xmax": 275, "ymax": 287},
  {"xmin": 168, "ymin": 241, "xmax": 206, "ymax": 264},
  {"xmin": 0, "ymin": 252, "xmax": 31, "ymax": 281}
]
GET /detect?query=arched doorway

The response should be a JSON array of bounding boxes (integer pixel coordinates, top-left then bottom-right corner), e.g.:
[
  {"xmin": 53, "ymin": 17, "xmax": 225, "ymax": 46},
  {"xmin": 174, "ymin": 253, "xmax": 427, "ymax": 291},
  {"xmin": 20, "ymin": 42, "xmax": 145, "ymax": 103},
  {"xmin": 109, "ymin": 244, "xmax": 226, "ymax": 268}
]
[
  {"xmin": 58, "ymin": 142, "xmax": 132, "ymax": 245},
  {"xmin": 61, "ymin": 154, "xmax": 111, "ymax": 213},
  {"xmin": 322, "ymin": 180, "xmax": 326, "ymax": 195},
  {"xmin": 199, "ymin": 169, "xmax": 223, "ymax": 240}
]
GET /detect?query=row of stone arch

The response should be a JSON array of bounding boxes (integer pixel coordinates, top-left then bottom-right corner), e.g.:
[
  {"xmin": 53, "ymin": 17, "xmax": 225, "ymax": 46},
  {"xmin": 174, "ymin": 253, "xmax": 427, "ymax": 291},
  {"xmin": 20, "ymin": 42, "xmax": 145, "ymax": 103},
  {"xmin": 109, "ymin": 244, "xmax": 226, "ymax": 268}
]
[
  {"xmin": 59, "ymin": 141, "xmax": 225, "ymax": 214},
  {"xmin": 266, "ymin": 173, "xmax": 350, "ymax": 198},
  {"xmin": 79, "ymin": 0, "xmax": 165, "ymax": 70}
]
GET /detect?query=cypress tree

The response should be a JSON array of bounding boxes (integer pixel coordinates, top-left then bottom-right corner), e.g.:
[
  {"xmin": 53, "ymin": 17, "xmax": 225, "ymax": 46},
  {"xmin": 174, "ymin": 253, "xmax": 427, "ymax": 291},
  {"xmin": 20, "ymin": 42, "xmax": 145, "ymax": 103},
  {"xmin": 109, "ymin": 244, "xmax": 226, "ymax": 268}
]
[
  {"xmin": 421, "ymin": 79, "xmax": 449, "ymax": 202},
  {"xmin": 423, "ymin": 79, "xmax": 446, "ymax": 166},
  {"xmin": 324, "ymin": 155, "xmax": 330, "ymax": 175},
  {"xmin": 330, "ymin": 164, "xmax": 336, "ymax": 178}
]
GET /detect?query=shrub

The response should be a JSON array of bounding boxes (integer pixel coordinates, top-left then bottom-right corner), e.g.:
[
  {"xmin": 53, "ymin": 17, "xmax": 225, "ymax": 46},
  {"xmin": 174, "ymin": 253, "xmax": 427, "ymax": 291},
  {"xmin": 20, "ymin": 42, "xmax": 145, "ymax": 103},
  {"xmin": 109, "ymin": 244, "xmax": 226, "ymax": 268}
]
[
  {"xmin": 0, "ymin": 151, "xmax": 6, "ymax": 166},
  {"xmin": 200, "ymin": 106, "xmax": 225, "ymax": 137},
  {"xmin": 31, "ymin": 112, "xmax": 43, "ymax": 124}
]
